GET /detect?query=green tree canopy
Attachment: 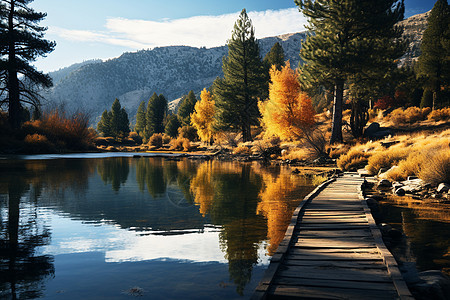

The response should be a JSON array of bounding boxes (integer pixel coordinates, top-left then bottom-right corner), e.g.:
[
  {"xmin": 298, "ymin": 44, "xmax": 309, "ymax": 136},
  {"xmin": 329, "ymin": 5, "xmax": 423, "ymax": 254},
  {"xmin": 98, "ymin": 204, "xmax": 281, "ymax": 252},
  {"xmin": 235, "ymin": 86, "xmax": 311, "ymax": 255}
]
[
  {"xmin": 97, "ymin": 99, "xmax": 129, "ymax": 138},
  {"xmin": 177, "ymin": 90, "xmax": 197, "ymax": 126},
  {"xmin": 164, "ymin": 113, "xmax": 181, "ymax": 138},
  {"xmin": 146, "ymin": 93, "xmax": 167, "ymax": 137},
  {"xmin": 213, "ymin": 9, "xmax": 266, "ymax": 142},
  {"xmin": 134, "ymin": 101, "xmax": 147, "ymax": 135},
  {"xmin": 296, "ymin": 0, "xmax": 405, "ymax": 143},
  {"xmin": 263, "ymin": 42, "xmax": 285, "ymax": 71},
  {"xmin": 0, "ymin": 0, "xmax": 55, "ymax": 128},
  {"xmin": 417, "ymin": 0, "xmax": 450, "ymax": 109},
  {"xmin": 97, "ymin": 110, "xmax": 112, "ymax": 137}
]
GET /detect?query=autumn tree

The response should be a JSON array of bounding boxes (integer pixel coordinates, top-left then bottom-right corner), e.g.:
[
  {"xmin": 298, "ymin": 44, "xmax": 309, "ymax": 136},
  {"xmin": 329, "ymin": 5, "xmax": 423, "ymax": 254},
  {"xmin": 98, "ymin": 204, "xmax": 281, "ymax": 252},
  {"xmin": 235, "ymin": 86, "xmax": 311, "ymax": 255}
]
[
  {"xmin": 417, "ymin": 0, "xmax": 450, "ymax": 109},
  {"xmin": 191, "ymin": 88, "xmax": 215, "ymax": 144},
  {"xmin": 0, "ymin": 0, "xmax": 55, "ymax": 129},
  {"xmin": 177, "ymin": 90, "xmax": 197, "ymax": 126},
  {"xmin": 134, "ymin": 101, "xmax": 146, "ymax": 136},
  {"xmin": 259, "ymin": 62, "xmax": 315, "ymax": 139},
  {"xmin": 296, "ymin": 0, "xmax": 405, "ymax": 143},
  {"xmin": 145, "ymin": 93, "xmax": 167, "ymax": 137},
  {"xmin": 214, "ymin": 9, "xmax": 266, "ymax": 142}
]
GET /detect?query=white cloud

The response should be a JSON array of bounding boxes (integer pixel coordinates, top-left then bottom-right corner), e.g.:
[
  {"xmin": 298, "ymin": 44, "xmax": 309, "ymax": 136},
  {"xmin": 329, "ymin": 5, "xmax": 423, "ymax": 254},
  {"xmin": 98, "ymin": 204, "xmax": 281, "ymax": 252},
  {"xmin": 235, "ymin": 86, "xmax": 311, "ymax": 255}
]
[{"xmin": 49, "ymin": 8, "xmax": 307, "ymax": 50}]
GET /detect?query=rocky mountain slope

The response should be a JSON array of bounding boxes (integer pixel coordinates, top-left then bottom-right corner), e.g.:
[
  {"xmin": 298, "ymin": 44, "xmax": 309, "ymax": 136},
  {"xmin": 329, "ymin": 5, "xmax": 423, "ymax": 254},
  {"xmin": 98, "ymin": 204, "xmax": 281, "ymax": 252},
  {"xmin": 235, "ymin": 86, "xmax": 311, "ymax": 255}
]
[
  {"xmin": 43, "ymin": 12, "xmax": 428, "ymax": 125},
  {"xmin": 43, "ymin": 32, "xmax": 306, "ymax": 124}
]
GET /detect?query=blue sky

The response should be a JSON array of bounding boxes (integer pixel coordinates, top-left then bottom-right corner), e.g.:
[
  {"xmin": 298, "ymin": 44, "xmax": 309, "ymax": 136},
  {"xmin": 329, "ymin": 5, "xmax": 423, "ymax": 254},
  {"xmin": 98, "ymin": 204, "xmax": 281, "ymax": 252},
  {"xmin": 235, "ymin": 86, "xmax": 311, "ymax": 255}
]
[{"xmin": 32, "ymin": 0, "xmax": 437, "ymax": 72}]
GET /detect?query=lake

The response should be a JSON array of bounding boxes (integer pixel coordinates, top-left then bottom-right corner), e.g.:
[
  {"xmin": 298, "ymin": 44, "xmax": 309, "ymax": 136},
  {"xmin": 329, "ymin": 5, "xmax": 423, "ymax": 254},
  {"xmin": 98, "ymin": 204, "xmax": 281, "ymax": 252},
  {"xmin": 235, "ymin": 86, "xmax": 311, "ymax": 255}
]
[{"xmin": 0, "ymin": 155, "xmax": 316, "ymax": 299}]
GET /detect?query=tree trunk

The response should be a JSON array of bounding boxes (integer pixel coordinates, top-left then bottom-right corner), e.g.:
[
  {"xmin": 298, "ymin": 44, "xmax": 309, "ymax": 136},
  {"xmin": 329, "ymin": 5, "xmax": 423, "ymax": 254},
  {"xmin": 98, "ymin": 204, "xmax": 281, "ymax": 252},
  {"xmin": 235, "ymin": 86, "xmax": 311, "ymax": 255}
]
[
  {"xmin": 242, "ymin": 123, "xmax": 252, "ymax": 142},
  {"xmin": 330, "ymin": 81, "xmax": 344, "ymax": 144},
  {"xmin": 7, "ymin": 0, "xmax": 21, "ymax": 129}
]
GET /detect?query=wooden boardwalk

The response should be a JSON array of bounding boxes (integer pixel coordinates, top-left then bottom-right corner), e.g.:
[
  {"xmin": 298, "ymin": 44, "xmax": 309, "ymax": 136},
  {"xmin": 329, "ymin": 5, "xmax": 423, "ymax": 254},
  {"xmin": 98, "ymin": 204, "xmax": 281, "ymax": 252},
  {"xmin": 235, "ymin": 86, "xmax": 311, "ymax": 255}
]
[{"xmin": 252, "ymin": 173, "xmax": 413, "ymax": 300}]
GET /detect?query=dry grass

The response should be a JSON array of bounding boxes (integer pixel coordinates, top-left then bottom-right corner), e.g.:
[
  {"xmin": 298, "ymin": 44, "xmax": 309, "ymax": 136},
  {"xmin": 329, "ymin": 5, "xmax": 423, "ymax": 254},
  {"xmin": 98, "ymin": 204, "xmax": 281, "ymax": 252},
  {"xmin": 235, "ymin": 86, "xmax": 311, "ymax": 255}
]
[
  {"xmin": 428, "ymin": 107, "xmax": 450, "ymax": 122},
  {"xmin": 336, "ymin": 148, "xmax": 371, "ymax": 171},
  {"xmin": 386, "ymin": 107, "xmax": 431, "ymax": 126},
  {"xmin": 233, "ymin": 145, "xmax": 252, "ymax": 155},
  {"xmin": 366, "ymin": 147, "xmax": 409, "ymax": 175},
  {"xmin": 282, "ymin": 148, "xmax": 310, "ymax": 161},
  {"xmin": 419, "ymin": 150, "xmax": 450, "ymax": 185}
]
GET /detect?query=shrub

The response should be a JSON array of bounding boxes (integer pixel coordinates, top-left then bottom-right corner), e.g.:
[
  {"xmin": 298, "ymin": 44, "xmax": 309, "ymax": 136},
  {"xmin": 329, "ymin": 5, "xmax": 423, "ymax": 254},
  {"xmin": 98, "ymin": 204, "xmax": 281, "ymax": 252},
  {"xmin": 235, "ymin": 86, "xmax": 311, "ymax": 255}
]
[
  {"xmin": 374, "ymin": 96, "xmax": 395, "ymax": 110},
  {"xmin": 149, "ymin": 133, "xmax": 163, "ymax": 148},
  {"xmin": 162, "ymin": 134, "xmax": 171, "ymax": 145},
  {"xmin": 337, "ymin": 149, "xmax": 370, "ymax": 171},
  {"xmin": 22, "ymin": 109, "xmax": 95, "ymax": 151},
  {"xmin": 366, "ymin": 147, "xmax": 409, "ymax": 175},
  {"xmin": 129, "ymin": 132, "xmax": 143, "ymax": 144},
  {"xmin": 178, "ymin": 125, "xmax": 198, "ymax": 141},
  {"xmin": 233, "ymin": 145, "xmax": 252, "ymax": 155},
  {"xmin": 24, "ymin": 134, "xmax": 55, "ymax": 153},
  {"xmin": 388, "ymin": 107, "xmax": 430, "ymax": 126},
  {"xmin": 428, "ymin": 107, "xmax": 450, "ymax": 122},
  {"xmin": 384, "ymin": 153, "xmax": 423, "ymax": 181},
  {"xmin": 170, "ymin": 137, "xmax": 192, "ymax": 151},
  {"xmin": 419, "ymin": 150, "xmax": 450, "ymax": 185}
]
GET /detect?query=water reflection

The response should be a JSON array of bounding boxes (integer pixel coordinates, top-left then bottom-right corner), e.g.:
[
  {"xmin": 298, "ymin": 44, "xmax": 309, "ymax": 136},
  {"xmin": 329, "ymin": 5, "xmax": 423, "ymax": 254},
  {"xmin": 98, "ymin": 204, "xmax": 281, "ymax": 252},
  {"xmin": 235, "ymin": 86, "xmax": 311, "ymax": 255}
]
[{"xmin": 0, "ymin": 157, "xmax": 315, "ymax": 298}]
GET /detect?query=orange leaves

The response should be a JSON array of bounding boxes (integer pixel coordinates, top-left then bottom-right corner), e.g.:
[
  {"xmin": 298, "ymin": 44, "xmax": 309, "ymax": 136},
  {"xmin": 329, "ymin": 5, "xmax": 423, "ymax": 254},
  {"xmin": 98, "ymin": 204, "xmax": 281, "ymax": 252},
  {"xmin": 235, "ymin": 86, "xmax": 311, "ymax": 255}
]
[
  {"xmin": 259, "ymin": 62, "xmax": 316, "ymax": 141},
  {"xmin": 191, "ymin": 89, "xmax": 215, "ymax": 143}
]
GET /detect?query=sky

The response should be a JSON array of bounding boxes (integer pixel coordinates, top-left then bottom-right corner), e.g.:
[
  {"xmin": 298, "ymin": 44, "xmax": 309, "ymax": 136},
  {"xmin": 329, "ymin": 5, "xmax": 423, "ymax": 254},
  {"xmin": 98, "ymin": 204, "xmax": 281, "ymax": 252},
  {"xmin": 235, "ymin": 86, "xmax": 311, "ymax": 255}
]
[{"xmin": 31, "ymin": 0, "xmax": 437, "ymax": 73}]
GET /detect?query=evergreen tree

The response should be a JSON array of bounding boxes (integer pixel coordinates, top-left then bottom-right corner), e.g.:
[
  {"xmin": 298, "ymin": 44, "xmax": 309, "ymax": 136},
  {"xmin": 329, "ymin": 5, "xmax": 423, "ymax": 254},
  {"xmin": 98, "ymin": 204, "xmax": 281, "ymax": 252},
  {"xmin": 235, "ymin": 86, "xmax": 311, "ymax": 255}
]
[
  {"xmin": 296, "ymin": 0, "xmax": 405, "ymax": 143},
  {"xmin": 417, "ymin": 0, "xmax": 450, "ymax": 109},
  {"xmin": 110, "ymin": 98, "xmax": 129, "ymax": 138},
  {"xmin": 134, "ymin": 101, "xmax": 146, "ymax": 135},
  {"xmin": 146, "ymin": 93, "xmax": 167, "ymax": 137},
  {"xmin": 177, "ymin": 90, "xmax": 197, "ymax": 126},
  {"xmin": 164, "ymin": 114, "xmax": 181, "ymax": 138},
  {"xmin": 0, "ymin": 0, "xmax": 55, "ymax": 128},
  {"xmin": 214, "ymin": 9, "xmax": 266, "ymax": 142},
  {"xmin": 420, "ymin": 89, "xmax": 433, "ymax": 108},
  {"xmin": 97, "ymin": 110, "xmax": 112, "ymax": 137},
  {"xmin": 263, "ymin": 42, "xmax": 285, "ymax": 71}
]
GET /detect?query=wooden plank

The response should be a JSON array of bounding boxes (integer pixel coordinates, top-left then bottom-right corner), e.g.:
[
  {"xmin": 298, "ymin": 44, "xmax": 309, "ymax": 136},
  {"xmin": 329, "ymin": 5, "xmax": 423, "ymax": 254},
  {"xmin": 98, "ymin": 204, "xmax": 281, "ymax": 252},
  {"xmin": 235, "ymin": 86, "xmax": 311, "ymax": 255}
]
[
  {"xmin": 298, "ymin": 224, "xmax": 369, "ymax": 230},
  {"xmin": 270, "ymin": 285, "xmax": 398, "ymax": 300},
  {"xmin": 274, "ymin": 277, "xmax": 396, "ymax": 291},
  {"xmin": 277, "ymin": 265, "xmax": 392, "ymax": 282},
  {"xmin": 287, "ymin": 247, "xmax": 380, "ymax": 254},
  {"xmin": 300, "ymin": 214, "xmax": 367, "ymax": 219},
  {"xmin": 283, "ymin": 259, "xmax": 386, "ymax": 269},
  {"xmin": 294, "ymin": 238, "xmax": 375, "ymax": 249},
  {"xmin": 300, "ymin": 218, "xmax": 368, "ymax": 224},
  {"xmin": 288, "ymin": 251, "xmax": 381, "ymax": 261},
  {"xmin": 296, "ymin": 229, "xmax": 372, "ymax": 238}
]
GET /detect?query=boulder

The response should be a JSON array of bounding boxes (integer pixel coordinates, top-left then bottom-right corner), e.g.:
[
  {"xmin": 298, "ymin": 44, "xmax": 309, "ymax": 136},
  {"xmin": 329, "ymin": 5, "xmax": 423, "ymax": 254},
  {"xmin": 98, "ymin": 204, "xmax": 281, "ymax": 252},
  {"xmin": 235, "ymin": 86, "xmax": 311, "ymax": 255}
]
[
  {"xmin": 363, "ymin": 122, "xmax": 380, "ymax": 138},
  {"xmin": 394, "ymin": 187, "xmax": 406, "ymax": 196},
  {"xmin": 437, "ymin": 183, "xmax": 450, "ymax": 193},
  {"xmin": 411, "ymin": 270, "xmax": 450, "ymax": 300},
  {"xmin": 378, "ymin": 179, "xmax": 392, "ymax": 188}
]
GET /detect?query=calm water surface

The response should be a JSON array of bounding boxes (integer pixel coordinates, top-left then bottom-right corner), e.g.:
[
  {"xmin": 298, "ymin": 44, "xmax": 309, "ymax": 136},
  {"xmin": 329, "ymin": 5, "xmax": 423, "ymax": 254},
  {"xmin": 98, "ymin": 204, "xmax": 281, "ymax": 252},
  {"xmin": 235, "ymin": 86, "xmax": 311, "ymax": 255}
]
[{"xmin": 0, "ymin": 155, "xmax": 315, "ymax": 299}]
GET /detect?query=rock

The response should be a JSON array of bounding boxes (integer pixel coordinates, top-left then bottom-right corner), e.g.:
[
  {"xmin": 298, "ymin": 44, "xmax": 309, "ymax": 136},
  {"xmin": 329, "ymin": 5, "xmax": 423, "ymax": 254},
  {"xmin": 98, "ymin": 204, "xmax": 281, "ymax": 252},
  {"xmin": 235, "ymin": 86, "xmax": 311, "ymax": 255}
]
[
  {"xmin": 407, "ymin": 176, "xmax": 419, "ymax": 180},
  {"xmin": 387, "ymin": 227, "xmax": 402, "ymax": 239},
  {"xmin": 365, "ymin": 197, "xmax": 378, "ymax": 206},
  {"xmin": 378, "ymin": 179, "xmax": 392, "ymax": 188},
  {"xmin": 437, "ymin": 183, "xmax": 450, "ymax": 193},
  {"xmin": 394, "ymin": 187, "xmax": 406, "ymax": 196},
  {"xmin": 363, "ymin": 122, "xmax": 380, "ymax": 138},
  {"xmin": 400, "ymin": 262, "xmax": 421, "ymax": 284},
  {"xmin": 392, "ymin": 182, "xmax": 404, "ymax": 189},
  {"xmin": 410, "ymin": 270, "xmax": 450, "ymax": 300},
  {"xmin": 378, "ymin": 223, "xmax": 392, "ymax": 234},
  {"xmin": 378, "ymin": 167, "xmax": 389, "ymax": 175}
]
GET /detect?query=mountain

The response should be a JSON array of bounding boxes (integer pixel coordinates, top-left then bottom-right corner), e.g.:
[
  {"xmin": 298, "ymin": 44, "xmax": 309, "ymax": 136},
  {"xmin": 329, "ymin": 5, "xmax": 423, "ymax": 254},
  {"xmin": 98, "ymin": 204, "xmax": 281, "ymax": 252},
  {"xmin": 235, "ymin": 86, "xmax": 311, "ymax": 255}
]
[
  {"xmin": 397, "ymin": 11, "xmax": 430, "ymax": 66},
  {"xmin": 43, "ymin": 32, "xmax": 306, "ymax": 125},
  {"xmin": 43, "ymin": 12, "xmax": 428, "ymax": 126}
]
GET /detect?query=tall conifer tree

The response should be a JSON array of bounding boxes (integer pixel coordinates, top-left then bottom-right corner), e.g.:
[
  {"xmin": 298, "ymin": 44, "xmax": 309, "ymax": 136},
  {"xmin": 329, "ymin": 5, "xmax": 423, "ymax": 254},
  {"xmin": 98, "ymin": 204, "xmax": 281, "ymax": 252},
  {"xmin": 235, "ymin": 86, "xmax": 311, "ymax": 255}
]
[
  {"xmin": 146, "ymin": 93, "xmax": 167, "ymax": 137},
  {"xmin": 263, "ymin": 42, "xmax": 285, "ymax": 71},
  {"xmin": 135, "ymin": 101, "xmax": 146, "ymax": 135},
  {"xmin": 178, "ymin": 90, "xmax": 197, "ymax": 126},
  {"xmin": 296, "ymin": 0, "xmax": 404, "ymax": 143},
  {"xmin": 417, "ymin": 0, "xmax": 449, "ymax": 109},
  {"xmin": 0, "ymin": 0, "xmax": 55, "ymax": 128},
  {"xmin": 214, "ymin": 9, "xmax": 266, "ymax": 142}
]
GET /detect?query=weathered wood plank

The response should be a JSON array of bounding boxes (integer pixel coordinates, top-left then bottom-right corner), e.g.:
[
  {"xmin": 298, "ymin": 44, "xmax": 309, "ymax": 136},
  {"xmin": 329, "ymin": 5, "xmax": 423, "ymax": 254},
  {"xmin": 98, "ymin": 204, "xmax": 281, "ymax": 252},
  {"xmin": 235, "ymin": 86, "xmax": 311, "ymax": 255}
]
[
  {"xmin": 294, "ymin": 238, "xmax": 376, "ymax": 249},
  {"xmin": 283, "ymin": 259, "xmax": 386, "ymax": 269},
  {"xmin": 278, "ymin": 265, "xmax": 392, "ymax": 282},
  {"xmin": 273, "ymin": 277, "xmax": 396, "ymax": 291},
  {"xmin": 270, "ymin": 285, "xmax": 398, "ymax": 299},
  {"xmin": 296, "ymin": 229, "xmax": 372, "ymax": 238}
]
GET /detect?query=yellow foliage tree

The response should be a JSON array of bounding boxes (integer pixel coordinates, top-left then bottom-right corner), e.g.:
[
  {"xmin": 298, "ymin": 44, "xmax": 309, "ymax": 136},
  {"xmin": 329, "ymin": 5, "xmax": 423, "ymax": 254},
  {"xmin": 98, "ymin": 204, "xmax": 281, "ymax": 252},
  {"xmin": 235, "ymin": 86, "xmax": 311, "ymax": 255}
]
[
  {"xmin": 259, "ymin": 62, "xmax": 316, "ymax": 141},
  {"xmin": 191, "ymin": 89, "xmax": 215, "ymax": 144}
]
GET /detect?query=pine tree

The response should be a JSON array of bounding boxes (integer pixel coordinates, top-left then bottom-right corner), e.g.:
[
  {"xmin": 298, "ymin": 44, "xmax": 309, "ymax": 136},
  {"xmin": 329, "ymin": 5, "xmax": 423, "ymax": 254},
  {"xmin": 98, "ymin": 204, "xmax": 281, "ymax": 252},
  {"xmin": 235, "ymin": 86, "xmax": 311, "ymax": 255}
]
[
  {"xmin": 97, "ymin": 110, "xmax": 112, "ymax": 137},
  {"xmin": 263, "ymin": 42, "xmax": 285, "ymax": 71},
  {"xmin": 0, "ymin": 0, "xmax": 55, "ymax": 128},
  {"xmin": 164, "ymin": 114, "xmax": 181, "ymax": 138},
  {"xmin": 191, "ymin": 88, "xmax": 216, "ymax": 144},
  {"xmin": 135, "ymin": 101, "xmax": 146, "ymax": 135},
  {"xmin": 214, "ymin": 9, "xmax": 266, "ymax": 142},
  {"xmin": 296, "ymin": 0, "xmax": 405, "ymax": 143},
  {"xmin": 417, "ymin": 0, "xmax": 450, "ymax": 109},
  {"xmin": 178, "ymin": 90, "xmax": 197, "ymax": 126},
  {"xmin": 146, "ymin": 93, "xmax": 167, "ymax": 137}
]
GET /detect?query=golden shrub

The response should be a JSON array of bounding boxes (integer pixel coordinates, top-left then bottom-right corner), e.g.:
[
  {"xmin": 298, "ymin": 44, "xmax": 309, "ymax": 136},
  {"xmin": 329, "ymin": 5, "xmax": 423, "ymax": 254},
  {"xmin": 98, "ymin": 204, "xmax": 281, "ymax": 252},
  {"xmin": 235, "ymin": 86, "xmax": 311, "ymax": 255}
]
[
  {"xmin": 419, "ymin": 150, "xmax": 450, "ymax": 185},
  {"xmin": 337, "ymin": 148, "xmax": 370, "ymax": 171},
  {"xmin": 428, "ymin": 107, "xmax": 450, "ymax": 122}
]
